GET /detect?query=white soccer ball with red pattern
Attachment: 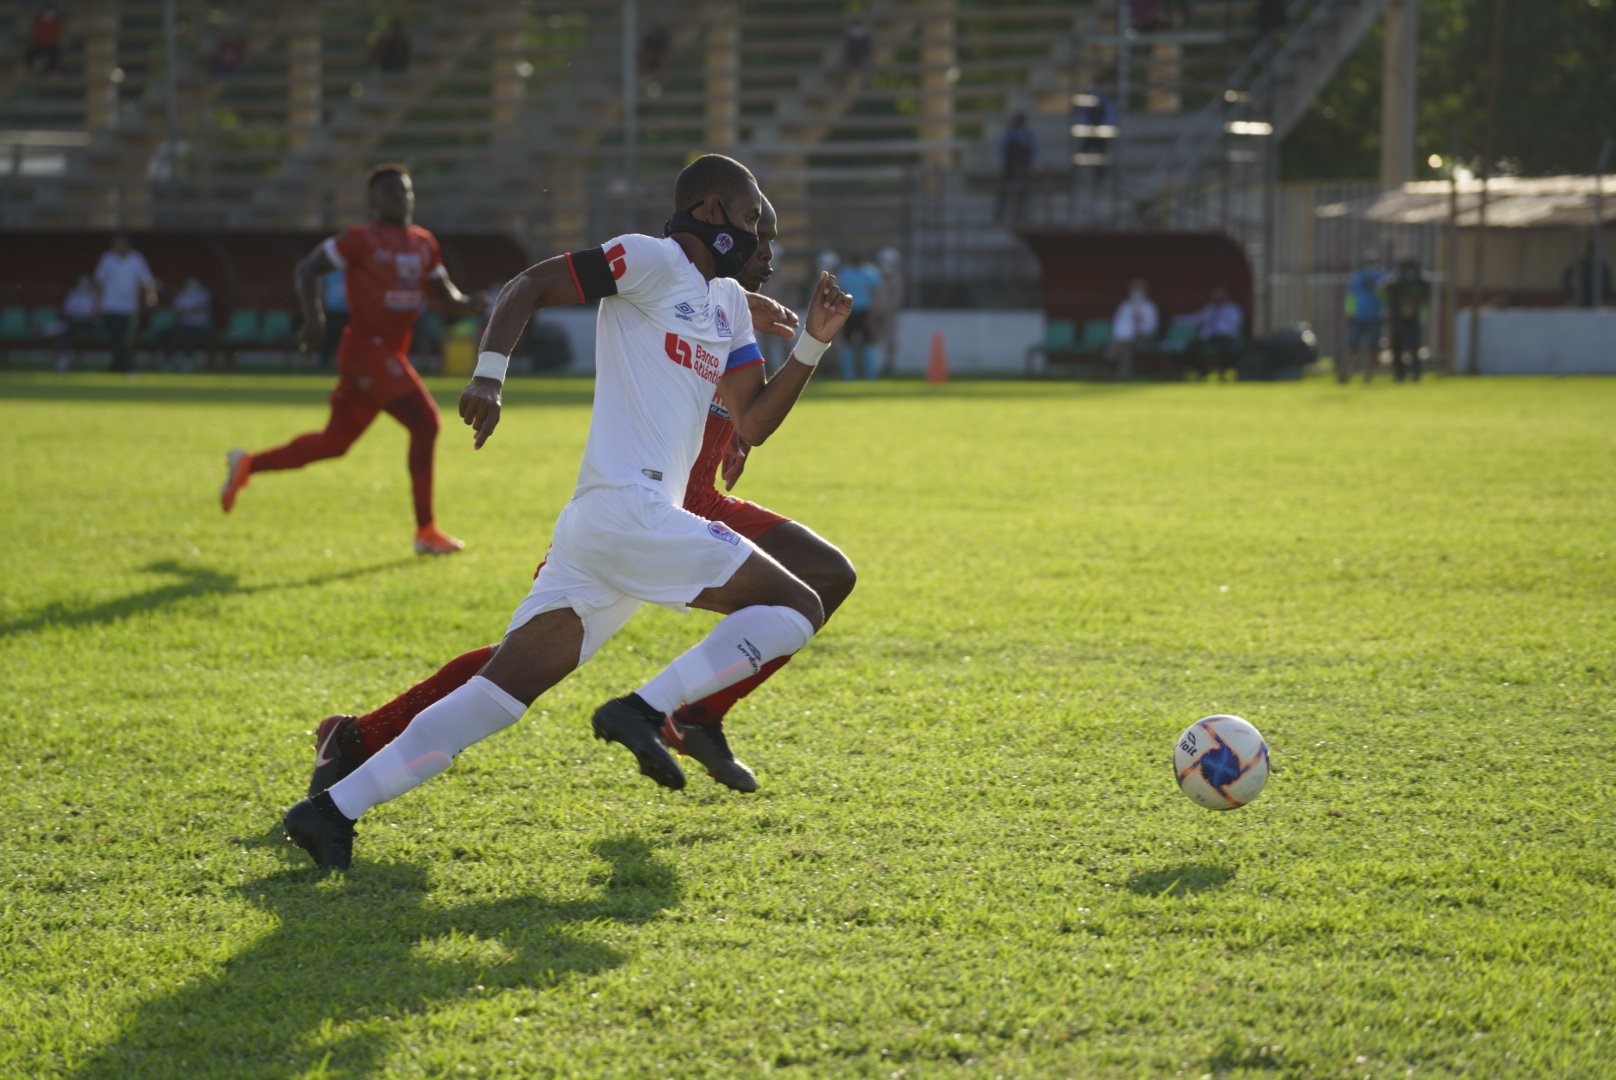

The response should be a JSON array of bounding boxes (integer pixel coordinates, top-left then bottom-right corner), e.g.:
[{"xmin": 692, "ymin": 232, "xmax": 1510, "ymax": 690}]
[{"xmin": 1174, "ymin": 715, "xmax": 1269, "ymax": 810}]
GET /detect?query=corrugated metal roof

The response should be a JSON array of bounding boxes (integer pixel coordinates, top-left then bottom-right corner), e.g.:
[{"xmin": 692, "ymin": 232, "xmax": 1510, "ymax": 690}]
[{"xmin": 1361, "ymin": 175, "xmax": 1616, "ymax": 229}]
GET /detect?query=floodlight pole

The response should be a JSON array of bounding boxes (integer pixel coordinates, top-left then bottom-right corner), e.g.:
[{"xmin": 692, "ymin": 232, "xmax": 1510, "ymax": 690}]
[
  {"xmin": 1595, "ymin": 137, "xmax": 1612, "ymax": 308},
  {"xmin": 622, "ymin": 0, "xmax": 639, "ymax": 233},
  {"xmin": 1466, "ymin": 0, "xmax": 1506, "ymax": 376},
  {"xmin": 161, "ymin": 0, "xmax": 179, "ymax": 219}
]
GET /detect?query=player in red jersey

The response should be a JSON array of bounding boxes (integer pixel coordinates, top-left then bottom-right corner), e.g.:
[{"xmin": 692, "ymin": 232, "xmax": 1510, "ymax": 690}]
[
  {"xmin": 219, "ymin": 163, "xmax": 481, "ymax": 554},
  {"xmin": 304, "ymin": 196, "xmax": 855, "ymax": 794}
]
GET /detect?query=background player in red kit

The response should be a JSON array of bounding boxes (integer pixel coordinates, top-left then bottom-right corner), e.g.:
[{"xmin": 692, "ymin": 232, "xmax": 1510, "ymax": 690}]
[
  {"xmin": 304, "ymin": 196, "xmax": 855, "ymax": 794},
  {"xmin": 220, "ymin": 163, "xmax": 481, "ymax": 555}
]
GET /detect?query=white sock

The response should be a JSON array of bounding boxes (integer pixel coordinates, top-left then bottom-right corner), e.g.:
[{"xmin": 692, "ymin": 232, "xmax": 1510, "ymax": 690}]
[
  {"xmin": 636, "ymin": 605, "xmax": 816, "ymax": 716},
  {"xmin": 328, "ymin": 675, "xmax": 526, "ymax": 820}
]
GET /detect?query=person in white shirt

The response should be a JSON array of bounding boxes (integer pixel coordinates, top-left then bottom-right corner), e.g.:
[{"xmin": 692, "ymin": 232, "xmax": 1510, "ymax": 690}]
[
  {"xmin": 282, "ymin": 154, "xmax": 853, "ymax": 870},
  {"xmin": 159, "ymin": 276, "xmax": 213, "ymax": 369},
  {"xmin": 1186, "ymin": 286, "xmax": 1244, "ymax": 380},
  {"xmin": 51, "ymin": 274, "xmax": 98, "ymax": 371},
  {"xmin": 92, "ymin": 234, "xmax": 158, "ymax": 373},
  {"xmin": 1106, "ymin": 278, "xmax": 1159, "ymax": 382}
]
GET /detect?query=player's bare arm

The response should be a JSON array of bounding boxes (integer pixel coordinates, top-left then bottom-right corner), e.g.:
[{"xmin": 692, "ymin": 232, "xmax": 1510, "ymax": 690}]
[
  {"xmin": 719, "ymin": 271, "xmax": 851, "ymax": 447},
  {"xmin": 429, "ymin": 272, "xmax": 486, "ymax": 320},
  {"xmin": 293, "ymin": 245, "xmax": 337, "ymax": 353},
  {"xmin": 745, "ymin": 292, "xmax": 798, "ymax": 338},
  {"xmin": 458, "ymin": 255, "xmax": 582, "ymax": 449}
]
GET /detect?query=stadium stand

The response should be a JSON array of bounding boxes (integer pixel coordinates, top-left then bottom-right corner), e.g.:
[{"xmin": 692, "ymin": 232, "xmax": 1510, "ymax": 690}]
[{"xmin": 0, "ymin": 0, "xmax": 1385, "ymax": 329}]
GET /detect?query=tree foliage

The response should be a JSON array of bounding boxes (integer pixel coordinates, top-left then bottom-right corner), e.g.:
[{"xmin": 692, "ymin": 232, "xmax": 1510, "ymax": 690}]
[{"xmin": 1282, "ymin": 0, "xmax": 1616, "ymax": 180}]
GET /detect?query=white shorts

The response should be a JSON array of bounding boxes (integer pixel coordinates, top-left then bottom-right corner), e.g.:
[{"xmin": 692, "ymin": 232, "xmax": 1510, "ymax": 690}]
[{"xmin": 504, "ymin": 484, "xmax": 758, "ymax": 663}]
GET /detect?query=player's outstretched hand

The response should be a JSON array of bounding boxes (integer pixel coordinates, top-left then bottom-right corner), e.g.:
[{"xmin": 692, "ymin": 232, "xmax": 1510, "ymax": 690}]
[
  {"xmin": 296, "ymin": 317, "xmax": 324, "ymax": 354},
  {"xmin": 745, "ymin": 292, "xmax": 799, "ymax": 339},
  {"xmin": 721, "ymin": 433, "xmax": 751, "ymax": 491},
  {"xmin": 802, "ymin": 271, "xmax": 853, "ymax": 344},
  {"xmin": 459, "ymin": 376, "xmax": 503, "ymax": 449}
]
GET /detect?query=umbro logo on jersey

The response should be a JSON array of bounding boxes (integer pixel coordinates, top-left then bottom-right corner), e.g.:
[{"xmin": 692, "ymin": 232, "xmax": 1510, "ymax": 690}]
[{"xmin": 674, "ymin": 302, "xmax": 696, "ymax": 322}]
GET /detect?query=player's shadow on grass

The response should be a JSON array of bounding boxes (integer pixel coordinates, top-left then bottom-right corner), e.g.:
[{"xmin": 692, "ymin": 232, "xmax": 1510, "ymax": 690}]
[
  {"xmin": 70, "ymin": 836, "xmax": 678, "ymax": 1079},
  {"xmin": 1126, "ymin": 863, "xmax": 1234, "ymax": 897},
  {"xmin": 0, "ymin": 557, "xmax": 412, "ymax": 638}
]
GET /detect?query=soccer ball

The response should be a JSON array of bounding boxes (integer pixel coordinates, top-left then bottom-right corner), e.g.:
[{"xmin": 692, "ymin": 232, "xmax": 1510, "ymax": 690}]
[{"xmin": 1174, "ymin": 715, "xmax": 1269, "ymax": 810}]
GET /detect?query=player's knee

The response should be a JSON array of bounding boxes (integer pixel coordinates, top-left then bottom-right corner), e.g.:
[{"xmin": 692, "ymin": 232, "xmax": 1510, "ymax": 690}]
[
  {"xmin": 814, "ymin": 552, "xmax": 857, "ymax": 617},
  {"xmin": 784, "ymin": 584, "xmax": 825, "ymax": 633}
]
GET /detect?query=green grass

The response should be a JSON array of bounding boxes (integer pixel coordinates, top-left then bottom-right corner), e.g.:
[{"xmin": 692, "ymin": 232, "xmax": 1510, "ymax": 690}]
[{"xmin": 1, "ymin": 370, "xmax": 1612, "ymax": 1078}]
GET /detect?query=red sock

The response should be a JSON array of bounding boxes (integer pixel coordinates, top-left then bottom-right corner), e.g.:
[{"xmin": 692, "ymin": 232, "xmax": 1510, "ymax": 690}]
[
  {"xmin": 673, "ymin": 655, "xmax": 792, "ymax": 727},
  {"xmin": 352, "ymin": 646, "xmax": 494, "ymax": 754}
]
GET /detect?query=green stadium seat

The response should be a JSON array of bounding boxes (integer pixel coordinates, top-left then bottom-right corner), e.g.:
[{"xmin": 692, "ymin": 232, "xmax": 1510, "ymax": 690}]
[
  {"xmin": 218, "ymin": 309, "xmax": 262, "ymax": 346},
  {"xmin": 1078, "ymin": 319, "xmax": 1113, "ymax": 352},
  {"xmin": 1154, "ymin": 320, "xmax": 1198, "ymax": 354},
  {"xmin": 1024, "ymin": 318, "xmax": 1077, "ymax": 375},
  {"xmin": 32, "ymin": 307, "xmax": 61, "ymax": 335},
  {"xmin": 259, "ymin": 309, "xmax": 295, "ymax": 344},
  {"xmin": 0, "ymin": 306, "xmax": 31, "ymax": 339},
  {"xmin": 141, "ymin": 309, "xmax": 177, "ymax": 343}
]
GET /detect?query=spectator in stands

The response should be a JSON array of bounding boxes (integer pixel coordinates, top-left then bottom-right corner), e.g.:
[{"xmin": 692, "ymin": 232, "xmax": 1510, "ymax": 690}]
[
  {"xmin": 371, "ymin": 18, "xmax": 412, "ymax": 74},
  {"xmin": 92, "ymin": 234, "xmax": 158, "ymax": 374},
  {"xmin": 50, "ymin": 274, "xmax": 98, "ymax": 371},
  {"xmin": 842, "ymin": 19, "xmax": 872, "ymax": 75},
  {"xmin": 1130, "ymin": 0, "xmax": 1171, "ymax": 34},
  {"xmin": 1562, "ymin": 238, "xmax": 1613, "ymax": 308},
  {"xmin": 994, "ymin": 112, "xmax": 1038, "ymax": 225},
  {"xmin": 872, "ymin": 247, "xmax": 906, "ymax": 377},
  {"xmin": 1256, "ymin": 0, "xmax": 1289, "ymax": 38},
  {"xmin": 319, "ymin": 268, "xmax": 349, "ymax": 369},
  {"xmin": 1107, "ymin": 279, "xmax": 1160, "ymax": 382},
  {"xmin": 1185, "ymin": 285, "xmax": 1243, "ymax": 380},
  {"xmin": 158, "ymin": 276, "xmax": 213, "ymax": 371},
  {"xmin": 1167, "ymin": 0, "xmax": 1194, "ymax": 28},
  {"xmin": 639, "ymin": 24, "xmax": 672, "ymax": 82},
  {"xmin": 211, "ymin": 24, "xmax": 248, "ymax": 77},
  {"xmin": 1341, "ymin": 249, "xmax": 1388, "ymax": 383},
  {"xmin": 1384, "ymin": 257, "xmax": 1431, "ymax": 383},
  {"xmin": 836, "ymin": 253, "xmax": 882, "ymax": 381},
  {"xmin": 24, "ymin": 5, "xmax": 63, "ymax": 79}
]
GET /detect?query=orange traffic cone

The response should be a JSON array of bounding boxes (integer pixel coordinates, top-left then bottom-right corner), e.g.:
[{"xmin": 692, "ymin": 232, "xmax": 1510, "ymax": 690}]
[{"xmin": 926, "ymin": 330, "xmax": 949, "ymax": 384}]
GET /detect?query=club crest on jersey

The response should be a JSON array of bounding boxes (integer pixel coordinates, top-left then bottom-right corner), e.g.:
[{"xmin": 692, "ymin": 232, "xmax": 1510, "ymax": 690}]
[
  {"xmin": 674, "ymin": 301, "xmax": 697, "ymax": 323},
  {"xmin": 715, "ymin": 305, "xmax": 732, "ymax": 339},
  {"xmin": 713, "ymin": 233, "xmax": 734, "ymax": 254},
  {"xmin": 707, "ymin": 521, "xmax": 741, "ymax": 546},
  {"xmin": 394, "ymin": 252, "xmax": 423, "ymax": 282}
]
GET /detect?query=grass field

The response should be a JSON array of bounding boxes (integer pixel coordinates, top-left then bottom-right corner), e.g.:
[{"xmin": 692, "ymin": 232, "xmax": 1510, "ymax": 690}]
[{"xmin": 1, "ymin": 370, "xmax": 1612, "ymax": 1078}]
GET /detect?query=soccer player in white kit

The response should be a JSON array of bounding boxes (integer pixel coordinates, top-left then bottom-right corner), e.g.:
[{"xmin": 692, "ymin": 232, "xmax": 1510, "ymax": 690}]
[{"xmin": 282, "ymin": 154, "xmax": 851, "ymax": 869}]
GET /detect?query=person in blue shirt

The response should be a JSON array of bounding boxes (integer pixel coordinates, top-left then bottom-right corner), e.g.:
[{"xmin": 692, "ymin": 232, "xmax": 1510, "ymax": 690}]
[
  {"xmin": 835, "ymin": 253, "xmax": 883, "ymax": 380},
  {"xmin": 1342, "ymin": 251, "xmax": 1388, "ymax": 384},
  {"xmin": 1185, "ymin": 286, "xmax": 1243, "ymax": 380},
  {"xmin": 318, "ymin": 268, "xmax": 349, "ymax": 369}
]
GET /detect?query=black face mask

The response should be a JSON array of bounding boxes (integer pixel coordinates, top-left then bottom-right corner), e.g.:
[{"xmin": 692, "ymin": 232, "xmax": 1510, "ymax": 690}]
[{"xmin": 663, "ymin": 201, "xmax": 760, "ymax": 280}]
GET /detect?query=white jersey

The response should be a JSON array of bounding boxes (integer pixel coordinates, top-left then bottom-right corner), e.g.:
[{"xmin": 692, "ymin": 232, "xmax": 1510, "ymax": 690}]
[{"xmin": 572, "ymin": 233, "xmax": 763, "ymax": 507}]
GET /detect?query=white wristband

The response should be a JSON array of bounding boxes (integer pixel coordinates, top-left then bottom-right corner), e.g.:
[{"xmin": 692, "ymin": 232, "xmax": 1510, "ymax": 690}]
[
  {"xmin": 792, "ymin": 333, "xmax": 830, "ymax": 368},
  {"xmin": 473, "ymin": 350, "xmax": 510, "ymax": 383}
]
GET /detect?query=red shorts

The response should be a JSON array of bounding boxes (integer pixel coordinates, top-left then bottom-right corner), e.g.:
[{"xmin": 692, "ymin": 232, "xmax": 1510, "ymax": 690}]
[
  {"xmin": 687, "ymin": 492, "xmax": 789, "ymax": 541},
  {"xmin": 333, "ymin": 333, "xmax": 427, "ymax": 412}
]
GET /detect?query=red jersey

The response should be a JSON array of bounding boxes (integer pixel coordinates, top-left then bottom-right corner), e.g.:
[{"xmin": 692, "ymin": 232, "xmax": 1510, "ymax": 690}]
[{"xmin": 322, "ymin": 221, "xmax": 442, "ymax": 352}]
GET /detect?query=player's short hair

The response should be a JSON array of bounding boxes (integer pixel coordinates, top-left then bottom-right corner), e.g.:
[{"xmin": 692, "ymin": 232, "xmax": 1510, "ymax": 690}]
[
  {"xmin": 367, "ymin": 162, "xmax": 409, "ymax": 191},
  {"xmin": 673, "ymin": 154, "xmax": 756, "ymax": 210}
]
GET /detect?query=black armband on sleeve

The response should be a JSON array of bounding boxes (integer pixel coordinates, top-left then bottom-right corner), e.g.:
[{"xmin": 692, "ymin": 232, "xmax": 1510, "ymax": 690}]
[{"xmin": 568, "ymin": 247, "xmax": 619, "ymax": 302}]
